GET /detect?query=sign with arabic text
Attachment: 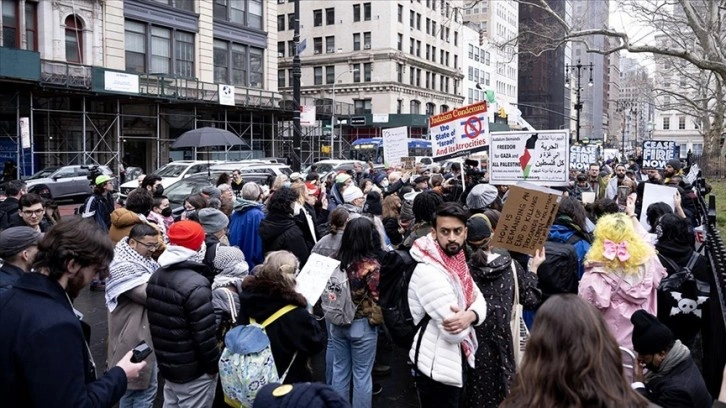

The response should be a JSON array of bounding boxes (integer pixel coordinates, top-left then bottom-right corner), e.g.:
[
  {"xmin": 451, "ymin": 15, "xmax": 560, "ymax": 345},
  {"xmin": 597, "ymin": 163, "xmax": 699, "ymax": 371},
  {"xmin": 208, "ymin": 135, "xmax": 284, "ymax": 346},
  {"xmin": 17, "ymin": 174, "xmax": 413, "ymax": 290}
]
[
  {"xmin": 488, "ymin": 130, "xmax": 569, "ymax": 186},
  {"xmin": 429, "ymin": 102, "xmax": 488, "ymax": 161},
  {"xmin": 492, "ymin": 183, "xmax": 562, "ymax": 256},
  {"xmin": 642, "ymin": 140, "xmax": 677, "ymax": 169}
]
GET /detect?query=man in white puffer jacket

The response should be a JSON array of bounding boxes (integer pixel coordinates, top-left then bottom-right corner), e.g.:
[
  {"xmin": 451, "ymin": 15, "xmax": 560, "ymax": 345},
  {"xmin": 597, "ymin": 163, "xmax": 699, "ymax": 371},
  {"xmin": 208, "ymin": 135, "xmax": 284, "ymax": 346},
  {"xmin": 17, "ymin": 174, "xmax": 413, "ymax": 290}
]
[{"xmin": 407, "ymin": 202, "xmax": 487, "ymax": 408}]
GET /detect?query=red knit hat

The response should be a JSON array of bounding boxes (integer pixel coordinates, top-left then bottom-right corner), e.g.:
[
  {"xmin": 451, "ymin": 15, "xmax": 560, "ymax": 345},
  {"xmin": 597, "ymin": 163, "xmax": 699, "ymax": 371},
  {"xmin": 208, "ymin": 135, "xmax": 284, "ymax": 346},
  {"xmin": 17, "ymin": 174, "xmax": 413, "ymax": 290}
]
[{"xmin": 167, "ymin": 220, "xmax": 205, "ymax": 251}]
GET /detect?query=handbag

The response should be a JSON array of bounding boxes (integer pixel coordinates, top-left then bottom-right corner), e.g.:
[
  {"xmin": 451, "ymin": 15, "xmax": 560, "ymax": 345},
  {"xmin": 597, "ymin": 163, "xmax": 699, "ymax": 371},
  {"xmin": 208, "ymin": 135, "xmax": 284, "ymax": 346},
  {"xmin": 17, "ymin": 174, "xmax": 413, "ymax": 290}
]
[{"xmin": 510, "ymin": 264, "xmax": 529, "ymax": 366}]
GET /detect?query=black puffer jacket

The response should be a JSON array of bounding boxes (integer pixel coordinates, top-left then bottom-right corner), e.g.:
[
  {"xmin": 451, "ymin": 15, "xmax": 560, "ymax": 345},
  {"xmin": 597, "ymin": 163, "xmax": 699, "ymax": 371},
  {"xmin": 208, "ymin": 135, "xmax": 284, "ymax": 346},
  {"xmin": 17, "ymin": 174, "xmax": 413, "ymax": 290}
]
[
  {"xmin": 146, "ymin": 260, "xmax": 220, "ymax": 383},
  {"xmin": 258, "ymin": 211, "xmax": 312, "ymax": 266}
]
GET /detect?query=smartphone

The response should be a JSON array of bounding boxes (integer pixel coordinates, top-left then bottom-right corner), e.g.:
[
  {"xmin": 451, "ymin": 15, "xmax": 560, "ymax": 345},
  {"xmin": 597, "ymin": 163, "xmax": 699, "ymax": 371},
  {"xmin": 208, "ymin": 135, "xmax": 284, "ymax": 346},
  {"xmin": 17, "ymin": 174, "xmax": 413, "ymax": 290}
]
[
  {"xmin": 130, "ymin": 341, "xmax": 153, "ymax": 363},
  {"xmin": 617, "ymin": 185, "xmax": 630, "ymax": 206}
]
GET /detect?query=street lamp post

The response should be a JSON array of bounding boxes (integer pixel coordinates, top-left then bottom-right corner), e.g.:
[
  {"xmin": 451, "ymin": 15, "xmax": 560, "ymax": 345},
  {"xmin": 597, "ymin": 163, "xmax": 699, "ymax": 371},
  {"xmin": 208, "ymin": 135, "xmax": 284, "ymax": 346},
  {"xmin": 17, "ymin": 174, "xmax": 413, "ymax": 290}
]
[
  {"xmin": 565, "ymin": 59, "xmax": 594, "ymax": 144},
  {"xmin": 330, "ymin": 69, "xmax": 357, "ymax": 159}
]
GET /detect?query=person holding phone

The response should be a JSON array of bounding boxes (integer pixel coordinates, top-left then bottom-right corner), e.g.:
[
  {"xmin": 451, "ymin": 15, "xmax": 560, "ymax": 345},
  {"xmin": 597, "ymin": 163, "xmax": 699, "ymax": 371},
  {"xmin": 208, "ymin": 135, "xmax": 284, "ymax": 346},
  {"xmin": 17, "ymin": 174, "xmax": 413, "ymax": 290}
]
[{"xmin": 0, "ymin": 218, "xmax": 146, "ymax": 408}]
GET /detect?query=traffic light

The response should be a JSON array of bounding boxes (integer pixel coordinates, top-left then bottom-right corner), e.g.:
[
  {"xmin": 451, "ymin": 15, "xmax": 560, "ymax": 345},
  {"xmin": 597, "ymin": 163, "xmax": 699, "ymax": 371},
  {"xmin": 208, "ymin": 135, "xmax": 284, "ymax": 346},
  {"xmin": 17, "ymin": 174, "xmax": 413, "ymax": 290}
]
[{"xmin": 498, "ymin": 107, "xmax": 507, "ymax": 118}]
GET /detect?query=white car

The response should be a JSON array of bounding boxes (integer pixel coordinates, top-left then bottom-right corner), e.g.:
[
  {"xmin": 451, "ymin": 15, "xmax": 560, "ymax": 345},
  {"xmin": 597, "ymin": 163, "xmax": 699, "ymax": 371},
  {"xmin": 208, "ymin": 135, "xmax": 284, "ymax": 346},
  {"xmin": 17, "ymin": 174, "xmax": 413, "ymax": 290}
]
[
  {"xmin": 209, "ymin": 162, "xmax": 292, "ymax": 177},
  {"xmin": 118, "ymin": 160, "xmax": 221, "ymax": 200},
  {"xmin": 302, "ymin": 160, "xmax": 366, "ymax": 175}
]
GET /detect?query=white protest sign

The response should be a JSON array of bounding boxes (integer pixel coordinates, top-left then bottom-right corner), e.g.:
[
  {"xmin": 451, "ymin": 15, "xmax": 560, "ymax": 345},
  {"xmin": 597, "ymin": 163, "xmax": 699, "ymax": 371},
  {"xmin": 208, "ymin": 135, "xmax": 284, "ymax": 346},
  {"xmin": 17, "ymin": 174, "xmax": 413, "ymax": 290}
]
[
  {"xmin": 301, "ymin": 105, "xmax": 316, "ymax": 127},
  {"xmin": 295, "ymin": 253, "xmax": 341, "ymax": 306},
  {"xmin": 429, "ymin": 102, "xmax": 489, "ymax": 160},
  {"xmin": 639, "ymin": 183, "xmax": 678, "ymax": 230},
  {"xmin": 382, "ymin": 126, "xmax": 409, "ymax": 167},
  {"xmin": 581, "ymin": 191, "xmax": 596, "ymax": 204},
  {"xmin": 488, "ymin": 130, "xmax": 570, "ymax": 186},
  {"xmin": 642, "ymin": 140, "xmax": 677, "ymax": 169},
  {"xmin": 570, "ymin": 145, "xmax": 599, "ymax": 171},
  {"xmin": 685, "ymin": 163, "xmax": 700, "ymax": 185}
]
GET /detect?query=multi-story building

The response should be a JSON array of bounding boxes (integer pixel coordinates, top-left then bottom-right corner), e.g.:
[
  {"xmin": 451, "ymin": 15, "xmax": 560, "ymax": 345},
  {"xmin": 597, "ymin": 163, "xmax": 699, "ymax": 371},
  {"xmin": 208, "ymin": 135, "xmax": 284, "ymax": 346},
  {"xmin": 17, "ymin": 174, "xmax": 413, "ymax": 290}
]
[
  {"xmin": 650, "ymin": 34, "xmax": 705, "ymax": 158},
  {"xmin": 462, "ymin": 0, "xmax": 518, "ymax": 122},
  {"xmin": 617, "ymin": 57, "xmax": 654, "ymax": 157},
  {"xmin": 0, "ymin": 0, "xmax": 292, "ymax": 177},
  {"xmin": 517, "ymin": 0, "xmax": 568, "ymax": 131},
  {"xmin": 569, "ymin": 0, "xmax": 609, "ymax": 142},
  {"xmin": 606, "ymin": 48, "xmax": 621, "ymax": 147},
  {"xmin": 276, "ymin": 0, "xmax": 465, "ymax": 158}
]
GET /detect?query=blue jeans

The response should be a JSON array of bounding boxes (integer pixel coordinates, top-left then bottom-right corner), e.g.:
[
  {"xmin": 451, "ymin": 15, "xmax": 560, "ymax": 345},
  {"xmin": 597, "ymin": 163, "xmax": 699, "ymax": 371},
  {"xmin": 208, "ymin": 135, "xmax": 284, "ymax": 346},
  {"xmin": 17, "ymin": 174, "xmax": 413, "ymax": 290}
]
[
  {"xmin": 329, "ymin": 318, "xmax": 377, "ymax": 408},
  {"xmin": 326, "ymin": 322, "xmax": 334, "ymax": 385},
  {"xmin": 119, "ymin": 363, "xmax": 158, "ymax": 408}
]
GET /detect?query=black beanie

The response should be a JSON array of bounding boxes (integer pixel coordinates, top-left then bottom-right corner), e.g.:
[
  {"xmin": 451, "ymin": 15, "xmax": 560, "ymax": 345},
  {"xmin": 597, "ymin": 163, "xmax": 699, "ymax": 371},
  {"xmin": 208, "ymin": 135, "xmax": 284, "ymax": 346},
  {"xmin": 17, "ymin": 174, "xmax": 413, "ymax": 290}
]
[
  {"xmin": 363, "ymin": 191, "xmax": 383, "ymax": 216},
  {"xmin": 253, "ymin": 382, "xmax": 351, "ymax": 408},
  {"xmin": 630, "ymin": 310, "xmax": 674, "ymax": 355},
  {"xmin": 667, "ymin": 158, "xmax": 681, "ymax": 171}
]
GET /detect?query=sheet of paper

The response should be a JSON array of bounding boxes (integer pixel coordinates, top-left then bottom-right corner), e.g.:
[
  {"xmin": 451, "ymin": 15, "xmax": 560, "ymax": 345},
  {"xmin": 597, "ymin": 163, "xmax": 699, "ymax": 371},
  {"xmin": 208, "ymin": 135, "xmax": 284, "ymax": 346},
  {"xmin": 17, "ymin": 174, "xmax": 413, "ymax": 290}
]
[
  {"xmin": 639, "ymin": 183, "xmax": 678, "ymax": 231},
  {"xmin": 294, "ymin": 253, "xmax": 341, "ymax": 306}
]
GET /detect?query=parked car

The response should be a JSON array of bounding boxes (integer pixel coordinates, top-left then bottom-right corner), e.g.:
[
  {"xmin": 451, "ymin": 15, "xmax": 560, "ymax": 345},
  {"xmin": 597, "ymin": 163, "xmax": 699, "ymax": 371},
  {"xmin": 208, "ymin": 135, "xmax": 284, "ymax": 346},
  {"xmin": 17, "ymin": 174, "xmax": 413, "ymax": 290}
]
[
  {"xmin": 165, "ymin": 171, "xmax": 270, "ymax": 209},
  {"xmin": 25, "ymin": 165, "xmax": 114, "ymax": 201},
  {"xmin": 118, "ymin": 160, "xmax": 221, "ymax": 200},
  {"xmin": 209, "ymin": 162, "xmax": 292, "ymax": 177},
  {"xmin": 302, "ymin": 159, "xmax": 366, "ymax": 175}
]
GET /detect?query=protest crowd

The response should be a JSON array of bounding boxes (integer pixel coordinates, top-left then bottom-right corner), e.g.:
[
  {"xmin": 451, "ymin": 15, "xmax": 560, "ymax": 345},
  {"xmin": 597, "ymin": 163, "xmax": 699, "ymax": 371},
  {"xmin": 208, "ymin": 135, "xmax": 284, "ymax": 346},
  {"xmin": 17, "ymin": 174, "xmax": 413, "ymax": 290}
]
[{"xmin": 2, "ymin": 152, "xmax": 726, "ymax": 408}]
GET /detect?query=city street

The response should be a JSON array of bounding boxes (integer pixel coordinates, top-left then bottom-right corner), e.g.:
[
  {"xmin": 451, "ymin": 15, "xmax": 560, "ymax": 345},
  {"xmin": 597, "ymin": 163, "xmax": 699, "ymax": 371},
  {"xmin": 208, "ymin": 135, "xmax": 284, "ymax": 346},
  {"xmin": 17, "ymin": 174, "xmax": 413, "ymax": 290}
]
[{"xmin": 73, "ymin": 273, "xmax": 419, "ymax": 408}]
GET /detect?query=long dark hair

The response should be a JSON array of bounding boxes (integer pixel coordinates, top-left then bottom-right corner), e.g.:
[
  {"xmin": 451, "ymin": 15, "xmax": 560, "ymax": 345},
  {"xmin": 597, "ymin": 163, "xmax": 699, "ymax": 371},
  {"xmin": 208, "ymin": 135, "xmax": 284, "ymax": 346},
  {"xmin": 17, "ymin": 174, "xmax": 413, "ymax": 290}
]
[
  {"xmin": 336, "ymin": 217, "xmax": 380, "ymax": 269},
  {"xmin": 557, "ymin": 196, "xmax": 589, "ymax": 235},
  {"xmin": 501, "ymin": 294, "xmax": 650, "ymax": 408}
]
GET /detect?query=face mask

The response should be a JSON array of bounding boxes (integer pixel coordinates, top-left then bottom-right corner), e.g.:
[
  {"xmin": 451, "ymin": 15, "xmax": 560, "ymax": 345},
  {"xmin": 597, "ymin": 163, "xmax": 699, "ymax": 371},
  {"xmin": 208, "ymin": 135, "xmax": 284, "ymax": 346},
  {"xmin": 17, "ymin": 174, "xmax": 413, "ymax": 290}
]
[
  {"xmin": 283, "ymin": 181, "xmax": 291, "ymax": 188},
  {"xmin": 155, "ymin": 185, "xmax": 164, "ymax": 196},
  {"xmin": 161, "ymin": 207, "xmax": 172, "ymax": 217},
  {"xmin": 381, "ymin": 179, "xmax": 389, "ymax": 188}
]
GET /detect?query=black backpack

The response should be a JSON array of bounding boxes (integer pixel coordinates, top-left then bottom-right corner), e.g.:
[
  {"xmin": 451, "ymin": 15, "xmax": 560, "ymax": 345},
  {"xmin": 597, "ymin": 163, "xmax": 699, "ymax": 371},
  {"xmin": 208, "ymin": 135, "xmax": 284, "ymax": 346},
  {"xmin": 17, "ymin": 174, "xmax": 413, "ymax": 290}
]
[
  {"xmin": 379, "ymin": 249, "xmax": 423, "ymax": 349},
  {"xmin": 537, "ymin": 235, "xmax": 581, "ymax": 302},
  {"xmin": 657, "ymin": 253, "xmax": 709, "ymax": 338}
]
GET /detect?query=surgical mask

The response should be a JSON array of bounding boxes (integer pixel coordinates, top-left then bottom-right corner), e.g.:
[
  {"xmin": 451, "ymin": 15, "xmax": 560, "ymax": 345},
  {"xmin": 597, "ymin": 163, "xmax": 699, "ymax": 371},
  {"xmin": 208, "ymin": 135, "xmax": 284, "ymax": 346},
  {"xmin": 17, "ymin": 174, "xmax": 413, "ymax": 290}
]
[
  {"xmin": 161, "ymin": 207, "xmax": 172, "ymax": 217},
  {"xmin": 380, "ymin": 179, "xmax": 389, "ymax": 188},
  {"xmin": 155, "ymin": 185, "xmax": 165, "ymax": 196}
]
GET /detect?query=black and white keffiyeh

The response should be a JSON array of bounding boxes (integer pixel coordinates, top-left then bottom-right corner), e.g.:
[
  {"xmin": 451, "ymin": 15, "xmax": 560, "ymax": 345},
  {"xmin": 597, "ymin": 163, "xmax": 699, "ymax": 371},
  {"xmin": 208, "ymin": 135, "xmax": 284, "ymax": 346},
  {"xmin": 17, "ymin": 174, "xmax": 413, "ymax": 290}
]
[{"xmin": 105, "ymin": 237, "xmax": 160, "ymax": 312}]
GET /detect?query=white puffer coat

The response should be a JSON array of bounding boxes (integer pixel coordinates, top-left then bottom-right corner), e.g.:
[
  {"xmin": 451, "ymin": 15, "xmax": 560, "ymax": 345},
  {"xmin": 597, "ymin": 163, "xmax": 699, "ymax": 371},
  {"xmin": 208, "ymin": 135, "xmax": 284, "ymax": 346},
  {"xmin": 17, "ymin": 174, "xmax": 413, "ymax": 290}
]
[{"xmin": 407, "ymin": 235, "xmax": 487, "ymax": 387}]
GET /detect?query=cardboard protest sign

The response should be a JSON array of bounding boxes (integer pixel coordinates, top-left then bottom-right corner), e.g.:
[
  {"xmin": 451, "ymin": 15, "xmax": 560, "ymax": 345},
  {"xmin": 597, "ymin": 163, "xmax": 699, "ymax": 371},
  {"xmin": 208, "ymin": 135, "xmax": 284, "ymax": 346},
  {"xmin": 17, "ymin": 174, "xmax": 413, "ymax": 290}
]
[
  {"xmin": 382, "ymin": 126, "xmax": 408, "ymax": 167},
  {"xmin": 492, "ymin": 183, "xmax": 562, "ymax": 256},
  {"xmin": 401, "ymin": 156, "xmax": 416, "ymax": 170},
  {"xmin": 488, "ymin": 130, "xmax": 569, "ymax": 186},
  {"xmin": 429, "ymin": 102, "xmax": 488, "ymax": 161},
  {"xmin": 639, "ymin": 183, "xmax": 678, "ymax": 231},
  {"xmin": 642, "ymin": 140, "xmax": 677, "ymax": 169},
  {"xmin": 570, "ymin": 145, "xmax": 600, "ymax": 171},
  {"xmin": 294, "ymin": 253, "xmax": 340, "ymax": 306}
]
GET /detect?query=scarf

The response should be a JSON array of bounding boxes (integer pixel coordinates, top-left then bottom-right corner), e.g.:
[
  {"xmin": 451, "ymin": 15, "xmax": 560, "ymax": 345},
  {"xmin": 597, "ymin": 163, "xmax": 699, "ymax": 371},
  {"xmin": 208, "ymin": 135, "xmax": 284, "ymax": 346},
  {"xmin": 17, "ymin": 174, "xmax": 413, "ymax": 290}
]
[
  {"xmin": 106, "ymin": 237, "xmax": 160, "ymax": 312},
  {"xmin": 645, "ymin": 340, "xmax": 690, "ymax": 382},
  {"xmin": 413, "ymin": 234, "xmax": 478, "ymax": 367}
]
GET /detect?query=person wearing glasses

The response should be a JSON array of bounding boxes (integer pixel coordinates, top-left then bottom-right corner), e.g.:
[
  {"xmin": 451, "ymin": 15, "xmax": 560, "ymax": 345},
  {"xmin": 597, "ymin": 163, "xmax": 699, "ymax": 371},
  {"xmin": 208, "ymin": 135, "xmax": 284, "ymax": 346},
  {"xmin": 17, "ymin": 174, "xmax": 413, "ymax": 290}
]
[
  {"xmin": 7, "ymin": 193, "xmax": 49, "ymax": 233},
  {"xmin": 106, "ymin": 223, "xmax": 161, "ymax": 408}
]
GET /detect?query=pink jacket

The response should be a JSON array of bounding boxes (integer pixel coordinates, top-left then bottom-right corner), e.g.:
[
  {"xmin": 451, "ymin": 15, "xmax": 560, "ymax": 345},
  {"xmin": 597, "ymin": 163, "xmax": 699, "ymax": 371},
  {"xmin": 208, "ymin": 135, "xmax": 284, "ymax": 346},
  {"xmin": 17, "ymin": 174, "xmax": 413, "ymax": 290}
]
[{"xmin": 578, "ymin": 255, "xmax": 666, "ymax": 350}]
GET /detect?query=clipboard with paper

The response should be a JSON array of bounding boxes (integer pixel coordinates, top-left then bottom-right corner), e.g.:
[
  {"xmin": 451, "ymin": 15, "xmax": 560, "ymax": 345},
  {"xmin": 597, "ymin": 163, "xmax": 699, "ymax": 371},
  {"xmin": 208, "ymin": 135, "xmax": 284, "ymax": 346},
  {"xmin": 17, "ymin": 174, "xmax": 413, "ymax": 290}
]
[{"xmin": 294, "ymin": 253, "xmax": 341, "ymax": 306}]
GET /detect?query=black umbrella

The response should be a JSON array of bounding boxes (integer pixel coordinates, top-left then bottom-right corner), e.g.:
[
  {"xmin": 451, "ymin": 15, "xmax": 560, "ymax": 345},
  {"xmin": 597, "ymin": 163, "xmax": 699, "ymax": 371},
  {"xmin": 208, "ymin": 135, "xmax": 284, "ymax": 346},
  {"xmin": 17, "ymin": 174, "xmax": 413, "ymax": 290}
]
[{"xmin": 171, "ymin": 127, "xmax": 250, "ymax": 177}]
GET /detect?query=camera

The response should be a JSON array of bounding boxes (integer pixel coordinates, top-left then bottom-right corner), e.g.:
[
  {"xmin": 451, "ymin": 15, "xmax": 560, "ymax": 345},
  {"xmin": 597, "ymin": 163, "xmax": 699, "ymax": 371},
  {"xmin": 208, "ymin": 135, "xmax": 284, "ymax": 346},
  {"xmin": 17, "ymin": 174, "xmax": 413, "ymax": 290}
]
[
  {"xmin": 83, "ymin": 165, "xmax": 105, "ymax": 186},
  {"xmin": 463, "ymin": 159, "xmax": 486, "ymax": 185},
  {"xmin": 130, "ymin": 341, "xmax": 153, "ymax": 363}
]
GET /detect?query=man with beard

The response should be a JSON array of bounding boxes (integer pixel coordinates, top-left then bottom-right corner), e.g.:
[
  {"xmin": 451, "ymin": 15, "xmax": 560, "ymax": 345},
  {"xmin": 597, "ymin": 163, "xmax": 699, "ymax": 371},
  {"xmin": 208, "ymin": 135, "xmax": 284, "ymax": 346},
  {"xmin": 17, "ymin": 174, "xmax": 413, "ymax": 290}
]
[
  {"xmin": 664, "ymin": 158, "xmax": 684, "ymax": 185},
  {"xmin": 605, "ymin": 164, "xmax": 636, "ymax": 203},
  {"xmin": 407, "ymin": 202, "xmax": 487, "ymax": 408},
  {"xmin": 631, "ymin": 310, "xmax": 711, "ymax": 408},
  {"xmin": 586, "ymin": 163, "xmax": 607, "ymax": 200},
  {"xmin": 635, "ymin": 167, "xmax": 663, "ymax": 217},
  {"xmin": 0, "ymin": 218, "xmax": 146, "ymax": 407}
]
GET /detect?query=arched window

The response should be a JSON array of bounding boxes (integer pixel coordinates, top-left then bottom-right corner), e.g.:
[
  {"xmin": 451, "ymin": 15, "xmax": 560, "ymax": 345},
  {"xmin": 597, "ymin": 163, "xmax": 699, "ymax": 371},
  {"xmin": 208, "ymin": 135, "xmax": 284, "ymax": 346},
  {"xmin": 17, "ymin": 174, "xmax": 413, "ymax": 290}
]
[
  {"xmin": 426, "ymin": 102, "xmax": 436, "ymax": 115},
  {"xmin": 440, "ymin": 105, "xmax": 449, "ymax": 113},
  {"xmin": 410, "ymin": 100, "xmax": 421, "ymax": 114},
  {"xmin": 65, "ymin": 15, "xmax": 83, "ymax": 63}
]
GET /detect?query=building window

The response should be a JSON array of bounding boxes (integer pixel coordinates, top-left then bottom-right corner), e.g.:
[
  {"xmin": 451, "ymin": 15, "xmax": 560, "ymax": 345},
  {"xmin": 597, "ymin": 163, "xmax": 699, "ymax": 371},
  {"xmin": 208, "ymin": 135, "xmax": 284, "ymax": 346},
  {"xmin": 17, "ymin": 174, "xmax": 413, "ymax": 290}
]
[
  {"xmin": 416, "ymin": 13, "xmax": 421, "ymax": 30},
  {"xmin": 314, "ymin": 37, "xmax": 322, "ymax": 54},
  {"xmin": 426, "ymin": 102, "xmax": 435, "ymax": 115},
  {"xmin": 353, "ymin": 4, "xmax": 361, "ymax": 22},
  {"xmin": 287, "ymin": 40, "xmax": 295, "ymax": 56},
  {"xmin": 150, "ymin": 26, "xmax": 171, "ymax": 74},
  {"xmin": 2, "ymin": 1, "xmax": 37, "ymax": 50},
  {"xmin": 125, "ymin": 21, "xmax": 148, "ymax": 73},
  {"xmin": 277, "ymin": 41, "xmax": 285, "ymax": 57},
  {"xmin": 410, "ymin": 100, "xmax": 421, "ymax": 114},
  {"xmin": 314, "ymin": 66, "xmax": 323, "ymax": 85},
  {"xmin": 277, "ymin": 15, "xmax": 285, "ymax": 31},
  {"xmin": 313, "ymin": 9, "xmax": 322, "ymax": 27},
  {"xmin": 65, "ymin": 15, "xmax": 83, "ymax": 63},
  {"xmin": 124, "ymin": 21, "xmax": 196, "ymax": 77},
  {"xmin": 678, "ymin": 116, "xmax": 686, "ymax": 130},
  {"xmin": 409, "ymin": 38, "xmax": 414, "ymax": 54},
  {"xmin": 213, "ymin": 0, "xmax": 262, "ymax": 29},
  {"xmin": 363, "ymin": 62, "xmax": 372, "ymax": 82},
  {"xmin": 213, "ymin": 39, "xmax": 264, "ymax": 88},
  {"xmin": 151, "ymin": 0, "xmax": 195, "ymax": 11},
  {"xmin": 440, "ymin": 105, "xmax": 449, "ymax": 113},
  {"xmin": 416, "ymin": 40, "xmax": 421, "ymax": 57},
  {"xmin": 363, "ymin": 32, "xmax": 371, "ymax": 49},
  {"xmin": 410, "ymin": 10, "xmax": 415, "ymax": 27},
  {"xmin": 398, "ymin": 4, "xmax": 403, "ymax": 22},
  {"xmin": 326, "ymin": 8, "xmax": 335, "ymax": 25},
  {"xmin": 288, "ymin": 13, "xmax": 294, "ymax": 30},
  {"xmin": 397, "ymin": 99, "xmax": 403, "ymax": 114},
  {"xmin": 353, "ymin": 33, "xmax": 361, "ymax": 51},
  {"xmin": 397, "ymin": 63, "xmax": 403, "ymax": 82},
  {"xmin": 326, "ymin": 66, "xmax": 335, "ymax": 84},
  {"xmin": 364, "ymin": 3, "xmax": 372, "ymax": 20},
  {"xmin": 692, "ymin": 143, "xmax": 703, "ymax": 155},
  {"xmin": 397, "ymin": 33, "xmax": 403, "ymax": 51},
  {"xmin": 663, "ymin": 117, "xmax": 670, "ymax": 130},
  {"xmin": 425, "ymin": 71, "xmax": 430, "ymax": 88},
  {"xmin": 326, "ymin": 36, "xmax": 335, "ymax": 53},
  {"xmin": 354, "ymin": 99, "xmax": 372, "ymax": 114},
  {"xmin": 353, "ymin": 65, "xmax": 361, "ymax": 82},
  {"xmin": 278, "ymin": 69, "xmax": 286, "ymax": 88},
  {"xmin": 454, "ymin": 31, "xmax": 458, "ymax": 46},
  {"xmin": 175, "ymin": 31, "xmax": 195, "ymax": 78}
]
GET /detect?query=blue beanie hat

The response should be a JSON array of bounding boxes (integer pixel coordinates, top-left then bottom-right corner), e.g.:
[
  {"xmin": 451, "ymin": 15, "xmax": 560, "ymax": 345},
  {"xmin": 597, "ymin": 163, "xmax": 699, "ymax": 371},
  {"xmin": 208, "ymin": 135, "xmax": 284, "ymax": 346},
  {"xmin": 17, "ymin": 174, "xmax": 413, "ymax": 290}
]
[{"xmin": 253, "ymin": 382, "xmax": 351, "ymax": 408}]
